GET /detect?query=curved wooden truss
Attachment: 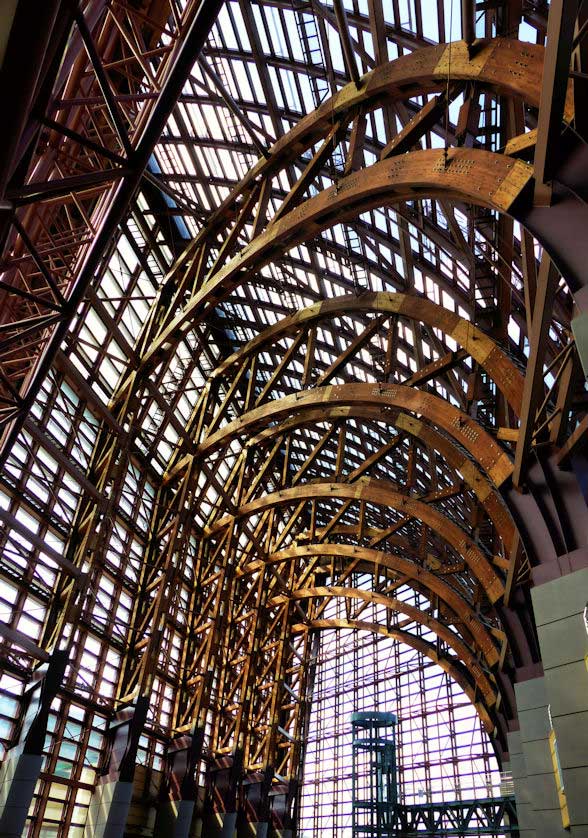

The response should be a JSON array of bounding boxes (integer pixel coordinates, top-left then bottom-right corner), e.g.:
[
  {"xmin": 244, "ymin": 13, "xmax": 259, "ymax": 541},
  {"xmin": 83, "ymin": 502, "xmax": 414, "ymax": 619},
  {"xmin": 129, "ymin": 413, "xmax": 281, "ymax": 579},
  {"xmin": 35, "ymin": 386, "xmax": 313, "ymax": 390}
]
[
  {"xmin": 27, "ymin": 33, "xmax": 577, "ymax": 762},
  {"xmin": 210, "ymin": 292, "xmax": 526, "ymax": 413},
  {"xmin": 1, "ymin": 5, "xmax": 587, "ymax": 835},
  {"xmin": 295, "ymin": 617, "xmax": 497, "ymax": 731}
]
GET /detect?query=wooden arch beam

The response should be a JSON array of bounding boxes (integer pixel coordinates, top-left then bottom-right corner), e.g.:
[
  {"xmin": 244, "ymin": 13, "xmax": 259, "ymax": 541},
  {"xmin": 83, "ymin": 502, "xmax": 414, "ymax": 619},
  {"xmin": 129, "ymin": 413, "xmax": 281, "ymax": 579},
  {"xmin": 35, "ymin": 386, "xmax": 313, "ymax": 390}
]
[
  {"xmin": 195, "ymin": 383, "xmax": 513, "ymax": 487},
  {"xmin": 211, "ymin": 292, "xmax": 524, "ymax": 415},
  {"xmin": 269, "ymin": 584, "xmax": 496, "ymax": 704},
  {"xmin": 238, "ymin": 542, "xmax": 499, "ymax": 666},
  {"xmin": 113, "ymin": 37, "xmax": 587, "ymax": 411},
  {"xmin": 294, "ymin": 618, "xmax": 498, "ymax": 736},
  {"xmin": 205, "ymin": 479, "xmax": 504, "ymax": 603},
  {"xmin": 242, "ymin": 407, "xmax": 516, "ymax": 551},
  {"xmin": 182, "ymin": 38, "xmax": 566, "ymax": 251},
  {"xmin": 135, "ymin": 147, "xmax": 535, "ymax": 385},
  {"xmin": 266, "ymin": 40, "xmax": 561, "ymax": 162}
]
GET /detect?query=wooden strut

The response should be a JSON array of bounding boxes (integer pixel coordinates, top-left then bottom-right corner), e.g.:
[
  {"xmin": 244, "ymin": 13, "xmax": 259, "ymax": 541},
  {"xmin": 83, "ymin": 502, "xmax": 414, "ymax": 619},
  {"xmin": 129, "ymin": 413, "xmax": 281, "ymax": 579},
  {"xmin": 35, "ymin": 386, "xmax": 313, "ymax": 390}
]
[
  {"xmin": 112, "ymin": 36, "xmax": 567, "ymax": 406},
  {"xmin": 16, "ymin": 35, "xmax": 579, "ymax": 813}
]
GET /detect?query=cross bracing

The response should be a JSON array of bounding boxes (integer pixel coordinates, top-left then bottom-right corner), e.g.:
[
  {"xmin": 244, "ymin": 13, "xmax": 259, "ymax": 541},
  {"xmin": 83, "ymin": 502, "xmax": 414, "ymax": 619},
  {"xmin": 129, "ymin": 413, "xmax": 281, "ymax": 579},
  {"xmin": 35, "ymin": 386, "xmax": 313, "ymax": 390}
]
[{"xmin": 0, "ymin": 0, "xmax": 587, "ymax": 836}]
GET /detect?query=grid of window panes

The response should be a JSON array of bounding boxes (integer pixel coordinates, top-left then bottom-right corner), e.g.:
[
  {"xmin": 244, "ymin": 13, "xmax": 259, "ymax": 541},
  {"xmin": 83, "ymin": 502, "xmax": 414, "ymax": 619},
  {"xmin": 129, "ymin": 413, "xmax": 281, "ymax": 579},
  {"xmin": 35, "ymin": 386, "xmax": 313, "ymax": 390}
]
[
  {"xmin": 0, "ymin": 189, "xmax": 224, "ymax": 836},
  {"xmin": 298, "ymin": 589, "xmax": 506, "ymax": 838},
  {"xmin": 0, "ymin": 2, "xmax": 557, "ymax": 835}
]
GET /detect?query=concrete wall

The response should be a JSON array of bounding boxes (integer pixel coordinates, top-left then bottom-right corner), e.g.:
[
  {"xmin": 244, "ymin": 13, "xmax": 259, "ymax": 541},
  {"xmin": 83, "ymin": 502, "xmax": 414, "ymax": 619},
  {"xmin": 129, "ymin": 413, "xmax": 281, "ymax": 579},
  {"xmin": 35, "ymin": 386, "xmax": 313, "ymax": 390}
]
[
  {"xmin": 514, "ymin": 676, "xmax": 570, "ymax": 838},
  {"xmin": 532, "ymin": 566, "xmax": 588, "ymax": 836},
  {"xmin": 0, "ymin": 746, "xmax": 41, "ymax": 838},
  {"xmin": 507, "ymin": 729, "xmax": 535, "ymax": 838}
]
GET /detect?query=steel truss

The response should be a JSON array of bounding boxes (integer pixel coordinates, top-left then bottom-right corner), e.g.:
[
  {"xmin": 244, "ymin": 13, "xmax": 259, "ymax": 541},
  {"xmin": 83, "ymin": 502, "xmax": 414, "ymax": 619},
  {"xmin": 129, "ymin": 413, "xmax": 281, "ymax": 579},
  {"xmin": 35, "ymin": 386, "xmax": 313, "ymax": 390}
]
[
  {"xmin": 390, "ymin": 796, "xmax": 518, "ymax": 836},
  {"xmin": 0, "ymin": 0, "xmax": 587, "ymax": 835},
  {"xmin": 0, "ymin": 0, "xmax": 223, "ymax": 450}
]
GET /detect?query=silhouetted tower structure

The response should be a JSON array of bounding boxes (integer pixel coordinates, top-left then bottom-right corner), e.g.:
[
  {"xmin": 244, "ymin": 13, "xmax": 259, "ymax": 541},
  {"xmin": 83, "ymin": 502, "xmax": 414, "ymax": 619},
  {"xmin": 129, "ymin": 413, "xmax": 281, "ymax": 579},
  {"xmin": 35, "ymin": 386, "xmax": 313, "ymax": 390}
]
[{"xmin": 351, "ymin": 711, "xmax": 397, "ymax": 837}]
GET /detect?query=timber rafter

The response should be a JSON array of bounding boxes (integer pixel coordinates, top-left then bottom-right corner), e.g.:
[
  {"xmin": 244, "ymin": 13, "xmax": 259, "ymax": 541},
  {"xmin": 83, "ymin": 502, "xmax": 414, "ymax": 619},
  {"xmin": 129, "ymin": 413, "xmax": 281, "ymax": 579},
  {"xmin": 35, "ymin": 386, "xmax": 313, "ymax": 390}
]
[{"xmin": 2, "ymin": 6, "xmax": 587, "ymax": 833}]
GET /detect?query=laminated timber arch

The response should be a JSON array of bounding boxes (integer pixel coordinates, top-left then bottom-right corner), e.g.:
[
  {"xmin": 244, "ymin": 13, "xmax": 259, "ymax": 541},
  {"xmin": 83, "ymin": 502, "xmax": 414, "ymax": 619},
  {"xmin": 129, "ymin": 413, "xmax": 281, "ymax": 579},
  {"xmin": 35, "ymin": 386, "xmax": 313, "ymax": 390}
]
[
  {"xmin": 4, "ymin": 14, "xmax": 587, "ymax": 837},
  {"xmin": 194, "ymin": 384, "xmax": 513, "ymax": 487},
  {"xmin": 113, "ymin": 35, "xmax": 581, "ymax": 392},
  {"xmin": 209, "ymin": 292, "xmax": 526, "ymax": 415},
  {"xmin": 204, "ymin": 480, "xmax": 505, "ymax": 603},
  {"xmin": 184, "ymin": 403, "xmax": 529, "ymax": 747},
  {"xmin": 194, "ymin": 469, "xmax": 528, "ymax": 756},
  {"xmin": 183, "ymin": 557, "xmax": 505, "ymax": 752},
  {"xmin": 240, "ymin": 408, "xmax": 517, "ymax": 552},
  {"xmin": 237, "ymin": 543, "xmax": 500, "ymax": 668}
]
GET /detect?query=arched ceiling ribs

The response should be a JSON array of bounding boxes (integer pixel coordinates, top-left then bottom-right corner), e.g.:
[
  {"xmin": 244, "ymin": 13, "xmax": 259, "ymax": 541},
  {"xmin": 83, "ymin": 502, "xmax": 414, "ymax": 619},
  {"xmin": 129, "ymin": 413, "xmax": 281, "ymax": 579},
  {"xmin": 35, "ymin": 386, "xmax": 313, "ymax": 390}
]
[
  {"xmin": 236, "ymin": 409, "xmax": 516, "ymax": 551},
  {"xmin": 113, "ymin": 37, "xmax": 576, "ymax": 398},
  {"xmin": 236, "ymin": 543, "xmax": 501, "ymax": 667},
  {"xmin": 267, "ymin": 585, "xmax": 497, "ymax": 705},
  {"xmin": 210, "ymin": 292, "xmax": 525, "ymax": 415},
  {"xmin": 233, "ymin": 537, "xmax": 528, "ymax": 718},
  {"xmin": 202, "ymin": 429, "xmax": 501, "ymax": 603},
  {"xmin": 128, "ymin": 148, "xmax": 537, "ymax": 386},
  {"xmin": 203, "ymin": 479, "xmax": 504, "ymax": 603},
  {"xmin": 193, "ymin": 384, "xmax": 513, "ymax": 487},
  {"xmin": 174, "ymin": 38, "xmax": 561, "ymax": 252},
  {"xmin": 2, "ymin": 5, "xmax": 585, "ymax": 831}
]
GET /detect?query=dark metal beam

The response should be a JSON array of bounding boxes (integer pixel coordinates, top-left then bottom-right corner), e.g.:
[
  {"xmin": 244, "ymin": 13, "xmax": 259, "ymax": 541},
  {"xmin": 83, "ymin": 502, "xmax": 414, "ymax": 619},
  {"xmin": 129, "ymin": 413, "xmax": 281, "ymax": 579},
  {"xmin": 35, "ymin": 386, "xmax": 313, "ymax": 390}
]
[
  {"xmin": 0, "ymin": 0, "xmax": 65, "ymax": 197},
  {"xmin": 534, "ymin": 0, "xmax": 579, "ymax": 204},
  {"xmin": 197, "ymin": 54, "xmax": 272, "ymax": 156},
  {"xmin": 333, "ymin": 0, "xmax": 361, "ymax": 87},
  {"xmin": 462, "ymin": 0, "xmax": 476, "ymax": 48},
  {"xmin": 0, "ymin": 0, "xmax": 224, "ymax": 467},
  {"xmin": 512, "ymin": 254, "xmax": 560, "ymax": 488}
]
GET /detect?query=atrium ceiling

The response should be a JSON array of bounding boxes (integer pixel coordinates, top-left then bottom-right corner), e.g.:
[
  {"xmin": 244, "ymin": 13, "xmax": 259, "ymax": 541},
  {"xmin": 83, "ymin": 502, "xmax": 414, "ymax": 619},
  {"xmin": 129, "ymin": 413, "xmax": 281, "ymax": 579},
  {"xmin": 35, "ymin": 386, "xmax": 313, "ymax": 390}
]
[{"xmin": 0, "ymin": 0, "xmax": 588, "ymax": 836}]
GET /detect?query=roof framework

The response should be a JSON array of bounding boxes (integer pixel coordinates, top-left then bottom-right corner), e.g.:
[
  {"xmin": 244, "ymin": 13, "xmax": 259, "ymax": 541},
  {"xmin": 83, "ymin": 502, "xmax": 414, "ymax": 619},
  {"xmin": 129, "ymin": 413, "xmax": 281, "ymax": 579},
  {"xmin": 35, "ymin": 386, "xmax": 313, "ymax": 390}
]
[{"xmin": 0, "ymin": 0, "xmax": 588, "ymax": 834}]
